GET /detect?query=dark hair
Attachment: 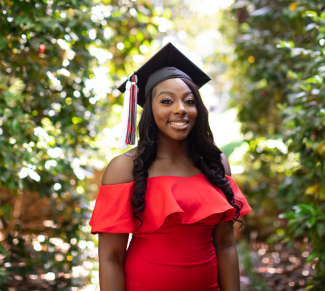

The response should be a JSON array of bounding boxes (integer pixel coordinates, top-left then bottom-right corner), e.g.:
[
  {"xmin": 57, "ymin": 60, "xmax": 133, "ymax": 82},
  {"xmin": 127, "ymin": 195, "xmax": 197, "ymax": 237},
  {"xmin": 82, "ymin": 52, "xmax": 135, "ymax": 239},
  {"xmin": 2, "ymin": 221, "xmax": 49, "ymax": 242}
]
[{"xmin": 132, "ymin": 78, "xmax": 244, "ymax": 231}]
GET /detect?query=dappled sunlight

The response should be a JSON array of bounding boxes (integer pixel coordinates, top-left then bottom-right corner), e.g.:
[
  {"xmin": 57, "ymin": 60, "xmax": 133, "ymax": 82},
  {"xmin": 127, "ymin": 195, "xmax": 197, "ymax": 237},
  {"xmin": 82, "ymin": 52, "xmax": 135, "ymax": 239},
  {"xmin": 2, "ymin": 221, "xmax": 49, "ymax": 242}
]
[{"xmin": 1, "ymin": 0, "xmax": 324, "ymax": 290}]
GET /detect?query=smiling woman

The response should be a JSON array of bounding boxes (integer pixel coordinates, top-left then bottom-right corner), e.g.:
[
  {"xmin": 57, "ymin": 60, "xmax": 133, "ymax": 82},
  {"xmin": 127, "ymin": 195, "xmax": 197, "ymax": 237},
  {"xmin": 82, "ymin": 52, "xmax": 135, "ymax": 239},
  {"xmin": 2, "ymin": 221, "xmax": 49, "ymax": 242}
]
[{"xmin": 89, "ymin": 43, "xmax": 252, "ymax": 291}]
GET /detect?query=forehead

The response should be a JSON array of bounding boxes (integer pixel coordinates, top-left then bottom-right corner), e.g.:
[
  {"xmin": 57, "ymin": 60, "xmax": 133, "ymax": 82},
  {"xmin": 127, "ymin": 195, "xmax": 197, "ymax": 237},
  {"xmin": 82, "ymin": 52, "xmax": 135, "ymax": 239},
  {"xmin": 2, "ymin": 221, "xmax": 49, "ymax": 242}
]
[{"xmin": 154, "ymin": 78, "xmax": 192, "ymax": 93}]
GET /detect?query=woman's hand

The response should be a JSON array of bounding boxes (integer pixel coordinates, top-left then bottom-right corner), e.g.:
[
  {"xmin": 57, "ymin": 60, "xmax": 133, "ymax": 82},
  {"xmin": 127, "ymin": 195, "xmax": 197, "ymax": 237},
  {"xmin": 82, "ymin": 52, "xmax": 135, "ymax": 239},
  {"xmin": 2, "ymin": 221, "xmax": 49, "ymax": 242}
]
[
  {"xmin": 212, "ymin": 221, "xmax": 240, "ymax": 291},
  {"xmin": 98, "ymin": 232, "xmax": 129, "ymax": 291}
]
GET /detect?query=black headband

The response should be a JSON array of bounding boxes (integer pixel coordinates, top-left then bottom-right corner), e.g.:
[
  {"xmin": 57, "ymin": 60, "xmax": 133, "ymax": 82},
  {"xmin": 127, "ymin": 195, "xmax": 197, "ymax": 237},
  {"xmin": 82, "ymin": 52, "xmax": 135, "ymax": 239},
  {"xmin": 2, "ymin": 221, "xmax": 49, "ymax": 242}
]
[{"xmin": 145, "ymin": 67, "xmax": 193, "ymax": 99}]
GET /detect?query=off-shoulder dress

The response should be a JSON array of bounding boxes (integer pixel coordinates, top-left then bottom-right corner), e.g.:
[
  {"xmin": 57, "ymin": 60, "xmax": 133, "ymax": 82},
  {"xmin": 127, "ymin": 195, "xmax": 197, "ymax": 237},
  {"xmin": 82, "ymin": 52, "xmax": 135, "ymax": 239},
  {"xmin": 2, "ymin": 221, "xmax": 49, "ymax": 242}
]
[{"xmin": 89, "ymin": 174, "xmax": 252, "ymax": 291}]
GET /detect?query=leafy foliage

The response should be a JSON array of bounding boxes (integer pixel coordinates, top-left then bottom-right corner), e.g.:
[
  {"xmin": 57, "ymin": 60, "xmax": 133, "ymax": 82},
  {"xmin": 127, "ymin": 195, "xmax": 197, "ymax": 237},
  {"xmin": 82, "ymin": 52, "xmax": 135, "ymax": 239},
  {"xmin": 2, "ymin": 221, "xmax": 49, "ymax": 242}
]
[
  {"xmin": 228, "ymin": 0, "xmax": 325, "ymax": 289},
  {"xmin": 0, "ymin": 0, "xmax": 159, "ymax": 289},
  {"xmin": 278, "ymin": 8, "xmax": 325, "ymax": 288}
]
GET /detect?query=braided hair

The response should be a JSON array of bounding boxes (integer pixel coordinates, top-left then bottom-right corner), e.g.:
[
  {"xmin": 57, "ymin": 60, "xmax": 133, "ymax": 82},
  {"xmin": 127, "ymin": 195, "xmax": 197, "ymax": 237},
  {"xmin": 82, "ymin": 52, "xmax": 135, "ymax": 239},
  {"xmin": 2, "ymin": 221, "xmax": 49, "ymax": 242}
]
[{"xmin": 132, "ymin": 78, "xmax": 243, "ymax": 230}]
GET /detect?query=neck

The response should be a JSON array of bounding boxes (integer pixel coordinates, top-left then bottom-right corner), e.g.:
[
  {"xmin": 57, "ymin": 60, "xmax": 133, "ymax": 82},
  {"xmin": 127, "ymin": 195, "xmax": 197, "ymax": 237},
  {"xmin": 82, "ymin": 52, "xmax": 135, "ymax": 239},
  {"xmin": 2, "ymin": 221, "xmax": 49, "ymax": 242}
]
[{"xmin": 156, "ymin": 134, "xmax": 190, "ymax": 162}]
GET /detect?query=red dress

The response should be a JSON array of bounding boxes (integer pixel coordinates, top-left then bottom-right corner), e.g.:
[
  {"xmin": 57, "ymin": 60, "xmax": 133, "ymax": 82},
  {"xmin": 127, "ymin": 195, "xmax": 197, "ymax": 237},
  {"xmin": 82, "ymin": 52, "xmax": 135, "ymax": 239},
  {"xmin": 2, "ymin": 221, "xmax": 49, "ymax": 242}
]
[{"xmin": 89, "ymin": 174, "xmax": 252, "ymax": 291}]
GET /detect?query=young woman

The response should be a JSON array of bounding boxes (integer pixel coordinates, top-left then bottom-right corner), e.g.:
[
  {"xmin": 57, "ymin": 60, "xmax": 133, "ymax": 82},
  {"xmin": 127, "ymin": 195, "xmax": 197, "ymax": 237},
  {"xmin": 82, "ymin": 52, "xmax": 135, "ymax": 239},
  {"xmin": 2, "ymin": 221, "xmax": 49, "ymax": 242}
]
[{"xmin": 89, "ymin": 43, "xmax": 252, "ymax": 291}]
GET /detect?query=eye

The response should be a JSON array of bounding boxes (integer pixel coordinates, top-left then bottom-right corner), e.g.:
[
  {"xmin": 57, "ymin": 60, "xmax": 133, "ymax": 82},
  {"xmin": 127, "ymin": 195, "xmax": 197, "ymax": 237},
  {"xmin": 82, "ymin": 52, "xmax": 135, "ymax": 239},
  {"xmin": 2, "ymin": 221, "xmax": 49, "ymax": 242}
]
[
  {"xmin": 160, "ymin": 98, "xmax": 173, "ymax": 104},
  {"xmin": 185, "ymin": 98, "xmax": 197, "ymax": 105}
]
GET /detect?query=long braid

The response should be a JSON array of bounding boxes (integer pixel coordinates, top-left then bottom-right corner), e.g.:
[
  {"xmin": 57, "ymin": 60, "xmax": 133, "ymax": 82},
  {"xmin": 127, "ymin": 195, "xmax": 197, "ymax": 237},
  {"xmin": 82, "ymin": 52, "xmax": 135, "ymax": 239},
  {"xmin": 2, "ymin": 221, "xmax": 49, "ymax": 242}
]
[
  {"xmin": 188, "ymin": 134, "xmax": 244, "ymax": 230},
  {"xmin": 132, "ymin": 96, "xmax": 158, "ymax": 229}
]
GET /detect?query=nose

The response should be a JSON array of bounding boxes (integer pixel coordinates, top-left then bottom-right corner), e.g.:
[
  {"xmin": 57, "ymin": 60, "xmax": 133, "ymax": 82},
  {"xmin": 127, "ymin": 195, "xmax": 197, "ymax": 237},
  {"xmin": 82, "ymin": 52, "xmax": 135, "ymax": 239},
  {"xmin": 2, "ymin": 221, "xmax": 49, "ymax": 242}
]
[{"xmin": 172, "ymin": 100, "xmax": 187, "ymax": 116}]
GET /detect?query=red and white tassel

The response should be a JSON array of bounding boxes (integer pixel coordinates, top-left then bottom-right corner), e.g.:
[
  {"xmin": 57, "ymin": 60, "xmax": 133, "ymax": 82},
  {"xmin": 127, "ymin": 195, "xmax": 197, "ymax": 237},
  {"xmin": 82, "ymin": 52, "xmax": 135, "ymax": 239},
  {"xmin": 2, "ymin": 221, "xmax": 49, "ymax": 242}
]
[{"xmin": 117, "ymin": 75, "xmax": 138, "ymax": 149}]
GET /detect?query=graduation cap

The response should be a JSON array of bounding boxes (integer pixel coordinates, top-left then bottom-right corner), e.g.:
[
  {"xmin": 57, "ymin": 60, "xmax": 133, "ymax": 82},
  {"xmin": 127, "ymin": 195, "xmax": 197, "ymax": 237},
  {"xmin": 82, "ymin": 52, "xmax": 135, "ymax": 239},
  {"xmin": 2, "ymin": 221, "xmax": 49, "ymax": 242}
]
[{"xmin": 117, "ymin": 42, "xmax": 211, "ymax": 149}]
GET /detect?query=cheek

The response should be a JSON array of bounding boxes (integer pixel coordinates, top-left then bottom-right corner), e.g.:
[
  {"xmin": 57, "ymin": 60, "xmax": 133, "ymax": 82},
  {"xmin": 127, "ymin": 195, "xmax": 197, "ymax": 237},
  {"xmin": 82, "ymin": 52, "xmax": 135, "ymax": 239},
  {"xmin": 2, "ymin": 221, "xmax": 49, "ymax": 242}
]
[
  {"xmin": 152, "ymin": 104, "xmax": 169, "ymax": 125},
  {"xmin": 189, "ymin": 107, "xmax": 198, "ymax": 123}
]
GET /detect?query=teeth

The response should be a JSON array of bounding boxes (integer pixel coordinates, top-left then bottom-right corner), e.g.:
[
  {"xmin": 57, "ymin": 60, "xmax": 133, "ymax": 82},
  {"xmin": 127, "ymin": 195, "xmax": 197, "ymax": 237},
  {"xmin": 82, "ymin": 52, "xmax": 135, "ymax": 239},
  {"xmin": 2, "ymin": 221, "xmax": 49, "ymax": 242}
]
[{"xmin": 170, "ymin": 122, "xmax": 187, "ymax": 126}]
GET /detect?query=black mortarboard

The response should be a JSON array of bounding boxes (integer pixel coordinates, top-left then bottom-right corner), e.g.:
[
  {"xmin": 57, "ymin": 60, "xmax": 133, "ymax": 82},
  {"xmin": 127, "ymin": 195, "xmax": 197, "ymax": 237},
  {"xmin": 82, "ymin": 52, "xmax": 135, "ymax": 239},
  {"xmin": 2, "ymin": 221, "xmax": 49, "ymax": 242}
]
[{"xmin": 117, "ymin": 42, "xmax": 211, "ymax": 107}]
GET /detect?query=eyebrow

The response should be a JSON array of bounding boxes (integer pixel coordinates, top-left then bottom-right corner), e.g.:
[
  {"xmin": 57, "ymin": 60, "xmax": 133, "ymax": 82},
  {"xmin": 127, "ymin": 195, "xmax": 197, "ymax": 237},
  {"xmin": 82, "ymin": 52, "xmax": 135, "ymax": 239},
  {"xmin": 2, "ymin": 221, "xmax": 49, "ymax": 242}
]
[{"xmin": 157, "ymin": 91, "xmax": 193, "ymax": 98}]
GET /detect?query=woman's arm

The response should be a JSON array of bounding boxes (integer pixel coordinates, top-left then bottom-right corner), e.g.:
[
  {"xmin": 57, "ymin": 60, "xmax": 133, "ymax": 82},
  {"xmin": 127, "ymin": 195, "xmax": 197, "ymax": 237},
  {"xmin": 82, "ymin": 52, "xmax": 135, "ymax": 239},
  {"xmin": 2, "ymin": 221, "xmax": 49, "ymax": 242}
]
[
  {"xmin": 212, "ymin": 221, "xmax": 240, "ymax": 291},
  {"xmin": 221, "ymin": 153, "xmax": 231, "ymax": 177},
  {"xmin": 98, "ymin": 153, "xmax": 135, "ymax": 290},
  {"xmin": 98, "ymin": 233, "xmax": 129, "ymax": 291}
]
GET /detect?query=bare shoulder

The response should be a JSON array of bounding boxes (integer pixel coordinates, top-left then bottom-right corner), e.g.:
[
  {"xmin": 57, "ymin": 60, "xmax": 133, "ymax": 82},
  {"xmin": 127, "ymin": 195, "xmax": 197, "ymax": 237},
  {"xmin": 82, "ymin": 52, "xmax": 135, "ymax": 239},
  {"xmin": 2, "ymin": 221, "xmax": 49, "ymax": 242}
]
[
  {"xmin": 123, "ymin": 147, "xmax": 138, "ymax": 158},
  {"xmin": 101, "ymin": 148, "xmax": 138, "ymax": 185},
  {"xmin": 221, "ymin": 153, "xmax": 231, "ymax": 177}
]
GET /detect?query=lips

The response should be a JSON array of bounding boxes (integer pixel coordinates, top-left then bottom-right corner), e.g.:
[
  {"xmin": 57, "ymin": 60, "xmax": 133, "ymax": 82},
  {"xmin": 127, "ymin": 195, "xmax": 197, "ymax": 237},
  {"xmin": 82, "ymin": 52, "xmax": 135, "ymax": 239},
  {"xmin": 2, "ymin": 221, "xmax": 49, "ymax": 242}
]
[{"xmin": 168, "ymin": 120, "xmax": 189, "ymax": 130}]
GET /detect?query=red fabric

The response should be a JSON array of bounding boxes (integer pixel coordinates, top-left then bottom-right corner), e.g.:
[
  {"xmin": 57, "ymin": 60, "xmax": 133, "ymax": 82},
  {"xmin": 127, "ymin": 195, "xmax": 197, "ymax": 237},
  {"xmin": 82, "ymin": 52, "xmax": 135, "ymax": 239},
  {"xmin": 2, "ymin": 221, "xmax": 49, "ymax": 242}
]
[
  {"xmin": 89, "ymin": 174, "xmax": 252, "ymax": 290},
  {"xmin": 125, "ymin": 213, "xmax": 221, "ymax": 291}
]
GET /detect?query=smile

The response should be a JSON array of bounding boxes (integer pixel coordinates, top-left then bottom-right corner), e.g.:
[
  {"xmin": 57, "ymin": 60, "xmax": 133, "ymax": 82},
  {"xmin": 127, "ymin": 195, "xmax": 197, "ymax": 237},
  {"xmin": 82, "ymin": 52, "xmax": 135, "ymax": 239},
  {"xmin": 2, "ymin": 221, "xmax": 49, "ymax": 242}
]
[{"xmin": 168, "ymin": 121, "xmax": 189, "ymax": 130}]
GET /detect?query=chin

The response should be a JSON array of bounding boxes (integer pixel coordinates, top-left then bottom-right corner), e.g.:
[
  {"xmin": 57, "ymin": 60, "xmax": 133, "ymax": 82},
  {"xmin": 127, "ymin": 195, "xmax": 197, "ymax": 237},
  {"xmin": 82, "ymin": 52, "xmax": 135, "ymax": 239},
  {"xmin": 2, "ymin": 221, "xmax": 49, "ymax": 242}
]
[
  {"xmin": 171, "ymin": 135, "xmax": 188, "ymax": 141},
  {"xmin": 167, "ymin": 129, "xmax": 192, "ymax": 141}
]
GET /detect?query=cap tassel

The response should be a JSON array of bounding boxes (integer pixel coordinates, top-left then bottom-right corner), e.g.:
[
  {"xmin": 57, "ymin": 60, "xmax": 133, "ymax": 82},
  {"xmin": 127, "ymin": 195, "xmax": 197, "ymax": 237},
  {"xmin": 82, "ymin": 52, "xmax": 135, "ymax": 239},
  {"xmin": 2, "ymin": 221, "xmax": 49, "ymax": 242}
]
[{"xmin": 117, "ymin": 75, "xmax": 138, "ymax": 149}]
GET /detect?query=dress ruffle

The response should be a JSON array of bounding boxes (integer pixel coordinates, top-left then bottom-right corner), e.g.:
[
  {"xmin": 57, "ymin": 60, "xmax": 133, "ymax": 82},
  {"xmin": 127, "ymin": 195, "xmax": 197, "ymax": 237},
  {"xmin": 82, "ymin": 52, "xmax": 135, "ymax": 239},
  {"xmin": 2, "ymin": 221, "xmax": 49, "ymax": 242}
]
[{"xmin": 89, "ymin": 174, "xmax": 252, "ymax": 234}]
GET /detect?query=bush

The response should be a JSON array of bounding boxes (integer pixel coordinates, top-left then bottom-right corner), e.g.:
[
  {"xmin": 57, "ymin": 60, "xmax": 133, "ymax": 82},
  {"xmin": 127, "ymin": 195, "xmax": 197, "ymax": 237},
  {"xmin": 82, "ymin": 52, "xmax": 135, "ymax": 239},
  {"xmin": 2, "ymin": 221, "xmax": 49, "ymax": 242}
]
[
  {"xmin": 0, "ymin": 0, "xmax": 158, "ymax": 289},
  {"xmin": 227, "ymin": 1, "xmax": 325, "ymax": 289}
]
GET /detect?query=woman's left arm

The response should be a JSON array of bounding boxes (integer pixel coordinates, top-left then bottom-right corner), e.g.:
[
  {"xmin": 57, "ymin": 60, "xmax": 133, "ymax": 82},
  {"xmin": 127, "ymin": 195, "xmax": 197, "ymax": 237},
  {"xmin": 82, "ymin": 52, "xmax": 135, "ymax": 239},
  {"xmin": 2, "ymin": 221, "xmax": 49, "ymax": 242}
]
[
  {"xmin": 212, "ymin": 221, "xmax": 240, "ymax": 291},
  {"xmin": 221, "ymin": 153, "xmax": 231, "ymax": 177}
]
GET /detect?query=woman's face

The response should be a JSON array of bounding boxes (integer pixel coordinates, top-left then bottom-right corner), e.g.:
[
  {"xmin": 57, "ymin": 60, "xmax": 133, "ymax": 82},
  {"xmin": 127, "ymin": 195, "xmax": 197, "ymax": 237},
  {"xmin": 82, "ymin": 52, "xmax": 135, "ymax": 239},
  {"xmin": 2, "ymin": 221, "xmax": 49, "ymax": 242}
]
[{"xmin": 151, "ymin": 78, "xmax": 197, "ymax": 141}]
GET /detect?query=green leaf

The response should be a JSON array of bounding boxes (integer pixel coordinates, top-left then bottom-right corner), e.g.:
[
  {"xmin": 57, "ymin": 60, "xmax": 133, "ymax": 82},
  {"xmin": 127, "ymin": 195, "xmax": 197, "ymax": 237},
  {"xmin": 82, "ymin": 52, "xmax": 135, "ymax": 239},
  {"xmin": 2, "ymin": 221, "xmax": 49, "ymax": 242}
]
[
  {"xmin": 305, "ymin": 11, "xmax": 318, "ymax": 18},
  {"xmin": 319, "ymin": 108, "xmax": 325, "ymax": 115},
  {"xmin": 0, "ymin": 243, "xmax": 8, "ymax": 256},
  {"xmin": 11, "ymin": 119, "xmax": 18, "ymax": 131},
  {"xmin": 288, "ymin": 217, "xmax": 301, "ymax": 226},
  {"xmin": 296, "ymin": 204, "xmax": 315, "ymax": 215},
  {"xmin": 0, "ymin": 38, "xmax": 7, "ymax": 50},
  {"xmin": 321, "ymin": 49, "xmax": 325, "ymax": 57},
  {"xmin": 306, "ymin": 253, "xmax": 319, "ymax": 262},
  {"xmin": 304, "ymin": 75, "xmax": 323, "ymax": 84},
  {"xmin": 304, "ymin": 284, "xmax": 315, "ymax": 290},
  {"xmin": 277, "ymin": 40, "xmax": 295, "ymax": 48},
  {"xmin": 316, "ymin": 223, "xmax": 325, "ymax": 237},
  {"xmin": 305, "ymin": 23, "xmax": 317, "ymax": 31},
  {"xmin": 306, "ymin": 217, "xmax": 316, "ymax": 228},
  {"xmin": 0, "ymin": 269, "xmax": 8, "ymax": 277},
  {"xmin": 293, "ymin": 226, "xmax": 305, "ymax": 236},
  {"xmin": 279, "ymin": 212, "xmax": 295, "ymax": 219}
]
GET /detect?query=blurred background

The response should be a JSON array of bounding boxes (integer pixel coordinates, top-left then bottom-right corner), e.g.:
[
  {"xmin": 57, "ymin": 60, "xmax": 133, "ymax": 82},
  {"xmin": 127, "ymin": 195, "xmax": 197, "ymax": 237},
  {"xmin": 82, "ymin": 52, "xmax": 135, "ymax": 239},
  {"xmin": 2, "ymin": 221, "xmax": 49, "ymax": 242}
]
[{"xmin": 0, "ymin": 0, "xmax": 324, "ymax": 290}]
